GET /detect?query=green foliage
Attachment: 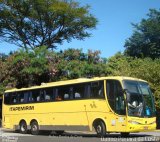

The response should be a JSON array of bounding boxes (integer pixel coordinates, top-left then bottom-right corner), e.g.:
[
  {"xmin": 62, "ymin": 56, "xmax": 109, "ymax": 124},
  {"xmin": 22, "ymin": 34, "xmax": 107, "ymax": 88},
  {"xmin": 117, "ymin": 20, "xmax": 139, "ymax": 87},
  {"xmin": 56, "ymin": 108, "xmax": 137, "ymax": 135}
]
[
  {"xmin": 12, "ymin": 46, "xmax": 53, "ymax": 87},
  {"xmin": 0, "ymin": 84, "xmax": 4, "ymax": 96},
  {"xmin": 0, "ymin": 47, "xmax": 108, "ymax": 89},
  {"xmin": 124, "ymin": 9, "xmax": 160, "ymax": 59},
  {"xmin": 54, "ymin": 48, "xmax": 107, "ymax": 80},
  {"xmin": 106, "ymin": 52, "xmax": 133, "ymax": 76},
  {"xmin": 0, "ymin": 0, "xmax": 97, "ymax": 49},
  {"xmin": 0, "ymin": 46, "xmax": 51, "ymax": 88}
]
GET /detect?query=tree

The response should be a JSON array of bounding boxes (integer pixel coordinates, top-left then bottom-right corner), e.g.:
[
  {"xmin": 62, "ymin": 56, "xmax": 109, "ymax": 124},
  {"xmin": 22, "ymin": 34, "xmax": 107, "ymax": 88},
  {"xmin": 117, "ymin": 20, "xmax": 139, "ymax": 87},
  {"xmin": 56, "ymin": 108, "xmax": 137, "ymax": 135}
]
[
  {"xmin": 124, "ymin": 9, "xmax": 160, "ymax": 59},
  {"xmin": 0, "ymin": 47, "xmax": 109, "ymax": 90},
  {"xmin": 10, "ymin": 46, "xmax": 53, "ymax": 87},
  {"xmin": 0, "ymin": 0, "xmax": 97, "ymax": 50},
  {"xmin": 54, "ymin": 48, "xmax": 108, "ymax": 80}
]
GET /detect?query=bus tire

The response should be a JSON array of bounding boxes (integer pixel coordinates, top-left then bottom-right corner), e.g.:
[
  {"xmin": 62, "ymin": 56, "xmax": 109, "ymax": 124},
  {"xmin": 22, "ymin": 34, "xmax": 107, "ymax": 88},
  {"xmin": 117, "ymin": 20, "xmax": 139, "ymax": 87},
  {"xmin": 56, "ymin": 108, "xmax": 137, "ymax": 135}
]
[
  {"xmin": 30, "ymin": 121, "xmax": 39, "ymax": 135},
  {"xmin": 121, "ymin": 132, "xmax": 130, "ymax": 137},
  {"xmin": 19, "ymin": 120, "xmax": 27, "ymax": 134},
  {"xmin": 94, "ymin": 120, "xmax": 106, "ymax": 137}
]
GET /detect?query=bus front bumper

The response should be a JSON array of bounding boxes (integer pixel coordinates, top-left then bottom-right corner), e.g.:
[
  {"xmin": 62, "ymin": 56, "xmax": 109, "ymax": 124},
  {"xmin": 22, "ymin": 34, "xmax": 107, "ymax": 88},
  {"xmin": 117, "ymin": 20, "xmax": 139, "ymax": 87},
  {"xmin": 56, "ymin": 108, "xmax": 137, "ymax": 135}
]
[{"xmin": 126, "ymin": 123, "xmax": 156, "ymax": 132}]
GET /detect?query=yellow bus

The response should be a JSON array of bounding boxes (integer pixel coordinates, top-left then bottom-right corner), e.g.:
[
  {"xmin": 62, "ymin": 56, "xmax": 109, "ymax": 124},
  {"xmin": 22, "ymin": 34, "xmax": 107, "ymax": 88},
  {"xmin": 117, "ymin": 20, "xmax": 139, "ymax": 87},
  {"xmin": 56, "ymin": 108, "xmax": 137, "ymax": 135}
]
[{"xmin": 2, "ymin": 76, "xmax": 156, "ymax": 137}]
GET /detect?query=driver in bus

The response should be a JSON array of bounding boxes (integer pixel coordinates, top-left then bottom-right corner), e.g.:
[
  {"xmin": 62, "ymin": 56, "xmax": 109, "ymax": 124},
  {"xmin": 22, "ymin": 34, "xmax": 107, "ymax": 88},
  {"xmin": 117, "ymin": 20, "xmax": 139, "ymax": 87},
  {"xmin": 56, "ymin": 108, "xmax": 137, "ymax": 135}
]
[{"xmin": 128, "ymin": 100, "xmax": 143, "ymax": 116}]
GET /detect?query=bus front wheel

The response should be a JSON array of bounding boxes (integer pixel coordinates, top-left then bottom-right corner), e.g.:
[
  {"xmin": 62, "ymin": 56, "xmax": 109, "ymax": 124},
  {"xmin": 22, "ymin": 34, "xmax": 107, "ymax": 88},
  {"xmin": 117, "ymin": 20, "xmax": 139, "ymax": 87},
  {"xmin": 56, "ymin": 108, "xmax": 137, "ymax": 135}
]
[
  {"xmin": 94, "ymin": 121, "xmax": 106, "ymax": 137},
  {"xmin": 30, "ymin": 121, "xmax": 39, "ymax": 135},
  {"xmin": 19, "ymin": 121, "xmax": 27, "ymax": 134}
]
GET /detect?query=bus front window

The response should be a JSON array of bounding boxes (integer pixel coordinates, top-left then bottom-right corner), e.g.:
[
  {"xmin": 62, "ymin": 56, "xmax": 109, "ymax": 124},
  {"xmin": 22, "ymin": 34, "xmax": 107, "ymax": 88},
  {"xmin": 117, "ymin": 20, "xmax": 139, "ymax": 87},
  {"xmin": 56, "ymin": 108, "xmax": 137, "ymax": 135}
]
[{"xmin": 123, "ymin": 80, "xmax": 156, "ymax": 118}]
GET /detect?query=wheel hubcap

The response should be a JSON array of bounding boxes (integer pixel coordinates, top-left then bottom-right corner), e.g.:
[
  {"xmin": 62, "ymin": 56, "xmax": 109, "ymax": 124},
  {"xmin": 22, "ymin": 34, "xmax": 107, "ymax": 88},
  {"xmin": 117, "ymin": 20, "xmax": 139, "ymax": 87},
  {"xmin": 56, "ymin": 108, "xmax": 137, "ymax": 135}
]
[
  {"xmin": 21, "ymin": 125, "xmax": 26, "ymax": 132},
  {"xmin": 97, "ymin": 125, "xmax": 102, "ymax": 133},
  {"xmin": 32, "ymin": 125, "xmax": 37, "ymax": 131}
]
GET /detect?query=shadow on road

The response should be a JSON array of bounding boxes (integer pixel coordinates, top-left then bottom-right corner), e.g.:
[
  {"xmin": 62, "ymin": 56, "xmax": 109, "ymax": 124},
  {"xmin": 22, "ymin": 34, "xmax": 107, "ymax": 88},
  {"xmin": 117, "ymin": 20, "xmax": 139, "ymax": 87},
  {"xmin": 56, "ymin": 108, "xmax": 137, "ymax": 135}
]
[
  {"xmin": 37, "ymin": 131, "xmax": 152, "ymax": 138},
  {"xmin": 1, "ymin": 129, "xmax": 153, "ymax": 138}
]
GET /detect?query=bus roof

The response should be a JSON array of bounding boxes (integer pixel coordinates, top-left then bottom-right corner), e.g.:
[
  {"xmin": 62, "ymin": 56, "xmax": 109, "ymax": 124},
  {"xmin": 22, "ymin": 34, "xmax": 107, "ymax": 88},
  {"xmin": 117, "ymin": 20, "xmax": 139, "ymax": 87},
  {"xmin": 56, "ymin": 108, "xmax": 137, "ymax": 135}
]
[{"xmin": 5, "ymin": 76, "xmax": 147, "ymax": 93}]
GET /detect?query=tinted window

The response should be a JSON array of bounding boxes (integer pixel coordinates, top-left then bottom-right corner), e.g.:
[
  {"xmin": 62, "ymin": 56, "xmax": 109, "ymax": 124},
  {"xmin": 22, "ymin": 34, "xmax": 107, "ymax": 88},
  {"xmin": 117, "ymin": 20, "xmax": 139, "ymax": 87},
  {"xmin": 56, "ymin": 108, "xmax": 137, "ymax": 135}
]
[
  {"xmin": 44, "ymin": 88, "xmax": 54, "ymax": 101},
  {"xmin": 106, "ymin": 80, "xmax": 126, "ymax": 115},
  {"xmin": 73, "ymin": 83, "xmax": 86, "ymax": 99},
  {"xmin": 10, "ymin": 93, "xmax": 18, "ymax": 104},
  {"xmin": 90, "ymin": 81, "xmax": 104, "ymax": 99},
  {"xmin": 16, "ymin": 92, "xmax": 28, "ymax": 103},
  {"xmin": 4, "ymin": 93, "xmax": 10, "ymax": 104},
  {"xmin": 19, "ymin": 92, "xmax": 25, "ymax": 103},
  {"xmin": 55, "ymin": 83, "xmax": 87, "ymax": 101},
  {"xmin": 3, "ymin": 81, "xmax": 105, "ymax": 104},
  {"xmin": 56, "ymin": 86, "xmax": 71, "ymax": 101},
  {"xmin": 29, "ymin": 89, "xmax": 41, "ymax": 102},
  {"xmin": 23, "ymin": 91, "xmax": 30, "ymax": 103}
]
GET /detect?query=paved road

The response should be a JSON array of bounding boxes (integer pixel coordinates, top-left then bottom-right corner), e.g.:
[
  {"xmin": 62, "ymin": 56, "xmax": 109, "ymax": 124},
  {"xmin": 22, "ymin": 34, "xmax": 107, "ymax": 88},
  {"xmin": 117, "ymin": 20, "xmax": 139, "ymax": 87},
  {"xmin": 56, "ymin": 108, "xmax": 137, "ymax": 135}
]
[{"xmin": 0, "ymin": 129, "xmax": 160, "ymax": 142}]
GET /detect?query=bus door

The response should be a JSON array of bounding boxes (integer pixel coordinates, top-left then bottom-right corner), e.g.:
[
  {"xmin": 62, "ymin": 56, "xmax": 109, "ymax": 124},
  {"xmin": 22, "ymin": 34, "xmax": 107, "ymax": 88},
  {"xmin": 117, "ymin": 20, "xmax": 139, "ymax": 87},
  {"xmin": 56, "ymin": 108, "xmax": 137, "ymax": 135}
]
[{"xmin": 106, "ymin": 80, "xmax": 127, "ymax": 132}]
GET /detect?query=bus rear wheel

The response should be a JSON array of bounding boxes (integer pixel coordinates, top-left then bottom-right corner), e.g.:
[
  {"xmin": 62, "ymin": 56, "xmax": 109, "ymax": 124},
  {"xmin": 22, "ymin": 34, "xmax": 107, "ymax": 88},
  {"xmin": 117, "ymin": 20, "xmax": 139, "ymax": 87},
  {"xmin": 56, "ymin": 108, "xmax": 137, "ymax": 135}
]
[
  {"xmin": 94, "ymin": 121, "xmax": 106, "ymax": 137},
  {"xmin": 19, "ymin": 121, "xmax": 27, "ymax": 134},
  {"xmin": 30, "ymin": 121, "xmax": 39, "ymax": 135}
]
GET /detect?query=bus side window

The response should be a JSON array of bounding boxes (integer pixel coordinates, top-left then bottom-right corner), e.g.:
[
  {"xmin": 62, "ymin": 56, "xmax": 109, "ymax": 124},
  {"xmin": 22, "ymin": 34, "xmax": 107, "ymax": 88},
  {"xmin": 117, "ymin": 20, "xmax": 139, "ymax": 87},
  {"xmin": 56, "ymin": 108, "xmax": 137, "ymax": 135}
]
[
  {"xmin": 19, "ymin": 93, "xmax": 23, "ymax": 103},
  {"xmin": 53, "ymin": 88, "xmax": 58, "ymax": 101},
  {"xmin": 98, "ymin": 83, "xmax": 105, "ymax": 98},
  {"xmin": 69, "ymin": 87, "xmax": 74, "ymax": 99},
  {"xmin": 30, "ymin": 90, "xmax": 35, "ymax": 102},
  {"xmin": 4, "ymin": 93, "xmax": 10, "ymax": 105},
  {"xmin": 85, "ymin": 84, "xmax": 91, "ymax": 98},
  {"xmin": 10, "ymin": 93, "xmax": 18, "ymax": 104},
  {"xmin": 17, "ymin": 92, "xmax": 26, "ymax": 103},
  {"xmin": 36, "ymin": 90, "xmax": 41, "ymax": 102},
  {"xmin": 56, "ymin": 86, "xmax": 72, "ymax": 101},
  {"xmin": 55, "ymin": 88, "xmax": 62, "ymax": 101},
  {"xmin": 73, "ymin": 84, "xmax": 85, "ymax": 99},
  {"xmin": 90, "ymin": 81, "xmax": 105, "ymax": 99},
  {"xmin": 44, "ymin": 88, "xmax": 54, "ymax": 101},
  {"xmin": 28, "ymin": 91, "xmax": 33, "ymax": 102},
  {"xmin": 30, "ymin": 89, "xmax": 41, "ymax": 102},
  {"xmin": 23, "ymin": 91, "xmax": 29, "ymax": 103},
  {"xmin": 59, "ymin": 86, "xmax": 70, "ymax": 101},
  {"xmin": 40, "ymin": 90, "xmax": 45, "ymax": 101}
]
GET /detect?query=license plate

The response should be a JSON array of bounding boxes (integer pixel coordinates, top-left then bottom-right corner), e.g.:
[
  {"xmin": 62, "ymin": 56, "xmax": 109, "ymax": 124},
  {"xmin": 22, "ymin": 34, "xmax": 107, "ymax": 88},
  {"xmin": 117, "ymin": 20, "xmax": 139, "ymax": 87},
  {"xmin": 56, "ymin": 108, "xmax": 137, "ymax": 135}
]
[{"xmin": 144, "ymin": 126, "xmax": 148, "ymax": 130}]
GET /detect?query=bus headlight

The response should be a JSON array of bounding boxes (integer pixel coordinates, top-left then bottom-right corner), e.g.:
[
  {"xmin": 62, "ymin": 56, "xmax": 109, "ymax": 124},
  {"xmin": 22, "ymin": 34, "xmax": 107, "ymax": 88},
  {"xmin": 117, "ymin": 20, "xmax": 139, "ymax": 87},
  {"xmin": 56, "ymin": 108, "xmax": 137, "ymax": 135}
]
[
  {"xmin": 128, "ymin": 120, "xmax": 141, "ymax": 125},
  {"xmin": 150, "ymin": 121, "xmax": 156, "ymax": 125}
]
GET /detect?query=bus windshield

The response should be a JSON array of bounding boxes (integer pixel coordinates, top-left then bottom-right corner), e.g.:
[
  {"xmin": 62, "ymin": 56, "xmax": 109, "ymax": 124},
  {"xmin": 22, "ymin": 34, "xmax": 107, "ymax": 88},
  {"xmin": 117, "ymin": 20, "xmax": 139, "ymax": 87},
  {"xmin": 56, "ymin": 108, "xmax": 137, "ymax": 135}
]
[{"xmin": 123, "ymin": 80, "xmax": 156, "ymax": 118}]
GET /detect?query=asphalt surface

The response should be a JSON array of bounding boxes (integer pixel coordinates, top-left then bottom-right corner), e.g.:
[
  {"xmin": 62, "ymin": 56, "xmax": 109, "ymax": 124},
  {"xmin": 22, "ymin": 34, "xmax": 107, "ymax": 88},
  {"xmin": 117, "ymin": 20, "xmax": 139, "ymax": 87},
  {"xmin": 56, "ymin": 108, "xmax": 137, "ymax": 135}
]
[{"xmin": 1, "ymin": 129, "xmax": 160, "ymax": 142}]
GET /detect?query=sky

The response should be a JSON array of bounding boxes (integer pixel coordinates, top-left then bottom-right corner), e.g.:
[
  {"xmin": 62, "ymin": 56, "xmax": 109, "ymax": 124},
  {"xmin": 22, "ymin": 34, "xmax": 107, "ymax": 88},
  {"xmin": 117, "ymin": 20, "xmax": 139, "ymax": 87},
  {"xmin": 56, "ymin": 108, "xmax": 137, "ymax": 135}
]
[{"xmin": 0, "ymin": 0, "xmax": 160, "ymax": 58}]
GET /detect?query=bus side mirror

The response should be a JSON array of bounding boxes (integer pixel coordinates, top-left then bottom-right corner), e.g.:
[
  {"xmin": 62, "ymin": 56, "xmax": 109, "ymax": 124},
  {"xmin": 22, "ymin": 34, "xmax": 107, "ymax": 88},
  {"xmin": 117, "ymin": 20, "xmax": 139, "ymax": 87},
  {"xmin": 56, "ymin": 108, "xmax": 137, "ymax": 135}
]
[
  {"xmin": 123, "ymin": 89, "xmax": 128, "ymax": 94},
  {"xmin": 123, "ymin": 89, "xmax": 130, "ymax": 101}
]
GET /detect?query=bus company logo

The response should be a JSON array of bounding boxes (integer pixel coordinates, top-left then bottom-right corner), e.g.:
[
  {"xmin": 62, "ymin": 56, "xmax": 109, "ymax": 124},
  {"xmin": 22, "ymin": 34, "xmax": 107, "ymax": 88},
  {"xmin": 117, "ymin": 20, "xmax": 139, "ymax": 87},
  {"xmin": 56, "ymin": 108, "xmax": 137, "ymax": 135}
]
[{"xmin": 9, "ymin": 106, "xmax": 34, "ymax": 111}]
